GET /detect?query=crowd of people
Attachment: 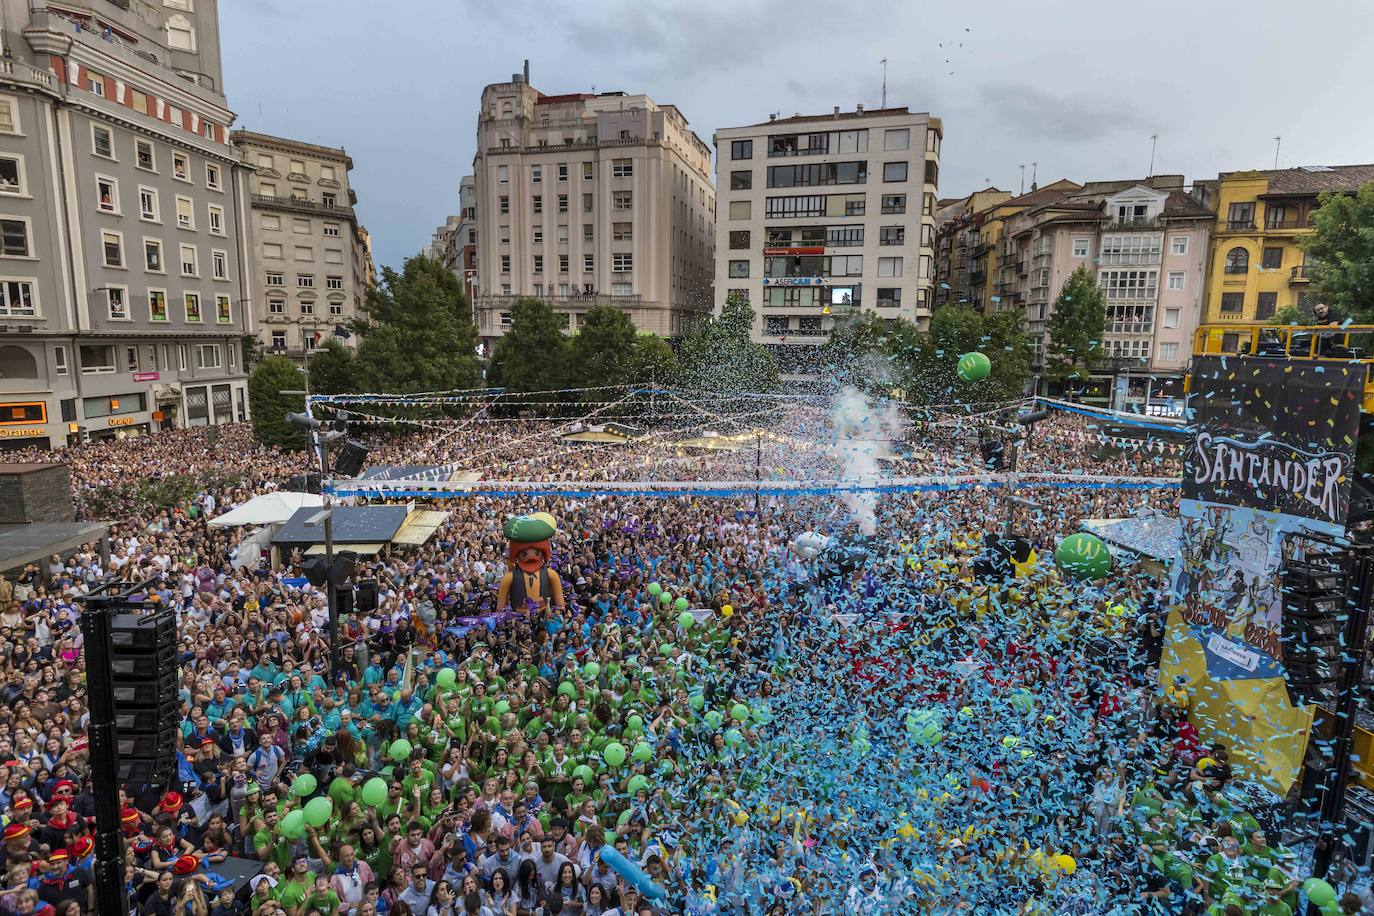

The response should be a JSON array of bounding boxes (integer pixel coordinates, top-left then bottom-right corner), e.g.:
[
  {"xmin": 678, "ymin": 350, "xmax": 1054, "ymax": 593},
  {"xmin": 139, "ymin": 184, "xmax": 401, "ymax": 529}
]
[{"xmin": 0, "ymin": 403, "xmax": 1355, "ymax": 914}]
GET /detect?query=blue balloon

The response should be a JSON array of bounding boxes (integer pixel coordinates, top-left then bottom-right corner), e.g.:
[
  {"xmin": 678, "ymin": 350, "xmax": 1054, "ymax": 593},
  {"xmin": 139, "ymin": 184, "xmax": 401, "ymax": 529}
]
[{"xmin": 598, "ymin": 846, "xmax": 666, "ymax": 901}]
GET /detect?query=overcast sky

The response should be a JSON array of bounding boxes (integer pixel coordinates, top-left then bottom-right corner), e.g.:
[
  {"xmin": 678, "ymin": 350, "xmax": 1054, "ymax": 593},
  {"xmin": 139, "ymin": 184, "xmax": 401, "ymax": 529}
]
[{"xmin": 221, "ymin": 0, "xmax": 1374, "ymax": 272}]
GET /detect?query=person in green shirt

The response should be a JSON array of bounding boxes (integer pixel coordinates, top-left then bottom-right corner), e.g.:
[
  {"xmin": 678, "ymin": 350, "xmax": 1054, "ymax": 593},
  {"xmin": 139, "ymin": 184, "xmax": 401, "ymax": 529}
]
[
  {"xmin": 1240, "ymin": 829, "xmax": 1280, "ymax": 882},
  {"xmin": 1206, "ymin": 837, "xmax": 1248, "ymax": 902},
  {"xmin": 252, "ymin": 809, "xmax": 293, "ymax": 873},
  {"xmin": 300, "ymin": 874, "xmax": 341, "ymax": 916},
  {"xmin": 1255, "ymin": 879, "xmax": 1294, "ymax": 916},
  {"xmin": 273, "ymin": 856, "xmax": 313, "ymax": 913}
]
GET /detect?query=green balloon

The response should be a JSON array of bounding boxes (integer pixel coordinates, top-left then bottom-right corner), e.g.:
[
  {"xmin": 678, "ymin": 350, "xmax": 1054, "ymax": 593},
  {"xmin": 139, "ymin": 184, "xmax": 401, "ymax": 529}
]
[
  {"xmin": 360, "ymin": 777, "xmax": 387, "ymax": 807},
  {"xmin": 436, "ymin": 668, "xmax": 456, "ymax": 689},
  {"xmin": 751, "ymin": 705, "xmax": 772, "ymax": 725},
  {"xmin": 957, "ymin": 351, "xmax": 992, "ymax": 382},
  {"xmin": 389, "ymin": 739, "xmax": 412, "ymax": 762},
  {"xmin": 558, "ymin": 681, "xmax": 576, "ymax": 697},
  {"xmin": 632, "ymin": 741, "xmax": 653, "ymax": 763},
  {"xmin": 688, "ymin": 692, "xmax": 705, "ymax": 710},
  {"xmin": 626, "ymin": 714, "xmax": 644, "ymax": 731},
  {"xmin": 730, "ymin": 703, "xmax": 750, "ymax": 723},
  {"xmin": 725, "ymin": 727, "xmax": 744, "ymax": 747},
  {"xmin": 659, "ymin": 591, "xmax": 674, "ymax": 606},
  {"xmin": 583, "ymin": 661, "xmax": 601, "ymax": 679},
  {"xmin": 1009, "ymin": 689, "xmax": 1035, "ymax": 714},
  {"xmin": 677, "ymin": 612, "xmax": 694, "ymax": 630},
  {"xmin": 705, "ymin": 710, "xmax": 724, "ymax": 729},
  {"xmin": 1055, "ymin": 532, "xmax": 1112, "ymax": 580},
  {"xmin": 292, "ymin": 773, "xmax": 317, "ymax": 798},
  {"xmin": 674, "ymin": 597, "xmax": 689, "ymax": 612},
  {"xmin": 603, "ymin": 742, "xmax": 627, "ymax": 768},
  {"xmin": 573, "ymin": 764, "xmax": 595, "ymax": 785},
  {"xmin": 657, "ymin": 758, "xmax": 675, "ymax": 776},
  {"xmin": 617, "ymin": 808, "xmax": 633, "ymax": 827},
  {"xmin": 658, "ymin": 644, "xmax": 675, "ymax": 657},
  {"xmin": 304, "ymin": 796, "xmax": 333, "ymax": 828},
  {"xmin": 278, "ymin": 809, "xmax": 305, "ymax": 839},
  {"xmin": 647, "ymin": 582, "xmax": 662, "ymax": 597},
  {"xmin": 1304, "ymin": 878, "xmax": 1337, "ymax": 908},
  {"xmin": 627, "ymin": 774, "xmax": 649, "ymax": 795}
]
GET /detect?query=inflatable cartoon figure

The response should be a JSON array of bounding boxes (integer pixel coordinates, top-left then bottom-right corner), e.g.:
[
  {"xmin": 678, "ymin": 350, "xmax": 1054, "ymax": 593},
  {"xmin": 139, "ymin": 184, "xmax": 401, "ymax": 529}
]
[{"xmin": 497, "ymin": 512, "xmax": 565, "ymax": 612}]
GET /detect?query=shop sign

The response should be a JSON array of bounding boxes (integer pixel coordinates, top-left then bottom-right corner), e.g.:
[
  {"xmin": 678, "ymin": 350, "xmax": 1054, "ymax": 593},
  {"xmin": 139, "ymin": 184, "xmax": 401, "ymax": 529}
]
[
  {"xmin": 762, "ymin": 277, "xmax": 827, "ymax": 287},
  {"xmin": 0, "ymin": 427, "xmax": 45, "ymax": 438},
  {"xmin": 108, "ymin": 416, "xmax": 135, "ymax": 427},
  {"xmin": 763, "ymin": 247, "xmax": 825, "ymax": 256},
  {"xmin": 133, "ymin": 372, "xmax": 160, "ymax": 382}
]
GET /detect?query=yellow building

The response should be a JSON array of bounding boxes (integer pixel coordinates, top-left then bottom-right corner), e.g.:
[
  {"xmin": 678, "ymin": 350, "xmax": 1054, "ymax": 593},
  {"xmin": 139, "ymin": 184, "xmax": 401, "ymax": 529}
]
[{"xmin": 1200, "ymin": 164, "xmax": 1374, "ymax": 325}]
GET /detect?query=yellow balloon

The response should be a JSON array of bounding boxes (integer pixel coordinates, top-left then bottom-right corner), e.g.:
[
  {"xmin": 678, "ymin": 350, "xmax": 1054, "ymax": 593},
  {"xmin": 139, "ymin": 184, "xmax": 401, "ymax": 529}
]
[
  {"xmin": 721, "ymin": 604, "xmax": 734, "ymax": 617},
  {"xmin": 1054, "ymin": 854, "xmax": 1076, "ymax": 875}
]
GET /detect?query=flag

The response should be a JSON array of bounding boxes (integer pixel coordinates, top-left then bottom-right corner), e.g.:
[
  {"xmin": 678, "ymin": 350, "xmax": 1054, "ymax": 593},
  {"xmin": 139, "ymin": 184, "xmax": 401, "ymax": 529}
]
[{"xmin": 333, "ymin": 324, "xmax": 352, "ymax": 340}]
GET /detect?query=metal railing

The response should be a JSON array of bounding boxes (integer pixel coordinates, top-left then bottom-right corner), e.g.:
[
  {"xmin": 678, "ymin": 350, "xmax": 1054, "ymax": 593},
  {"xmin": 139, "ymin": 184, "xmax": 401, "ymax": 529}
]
[
  {"xmin": 1265, "ymin": 218, "xmax": 1308, "ymax": 230},
  {"xmin": 1291, "ymin": 265, "xmax": 1311, "ymax": 281},
  {"xmin": 251, "ymin": 194, "xmax": 352, "ymax": 216},
  {"xmin": 1193, "ymin": 322, "xmax": 1374, "ymax": 362},
  {"xmin": 1225, "ymin": 219, "xmax": 1257, "ymax": 231}
]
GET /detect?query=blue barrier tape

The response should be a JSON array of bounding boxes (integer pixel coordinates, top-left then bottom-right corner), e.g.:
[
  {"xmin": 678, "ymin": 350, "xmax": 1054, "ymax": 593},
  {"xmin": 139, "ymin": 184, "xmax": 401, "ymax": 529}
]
[{"xmin": 1038, "ymin": 399, "xmax": 1188, "ymax": 435}]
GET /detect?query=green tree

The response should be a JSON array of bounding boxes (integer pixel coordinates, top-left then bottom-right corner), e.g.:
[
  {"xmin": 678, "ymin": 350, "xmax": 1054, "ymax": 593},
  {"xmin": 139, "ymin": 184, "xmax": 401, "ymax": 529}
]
[
  {"xmin": 488, "ymin": 298, "xmax": 571, "ymax": 393},
  {"xmin": 818, "ymin": 312, "xmax": 895, "ymax": 393},
  {"xmin": 1271, "ymin": 304, "xmax": 1306, "ymax": 326},
  {"xmin": 1301, "ymin": 182, "xmax": 1374, "ymax": 321},
  {"xmin": 677, "ymin": 292, "xmax": 779, "ymax": 393},
  {"xmin": 353, "ymin": 255, "xmax": 480, "ymax": 393},
  {"xmin": 627, "ymin": 333, "xmax": 678, "ymax": 386},
  {"xmin": 1045, "ymin": 265, "xmax": 1106, "ymax": 383},
  {"xmin": 569, "ymin": 306, "xmax": 639, "ymax": 393},
  {"xmin": 306, "ymin": 340, "xmax": 358, "ymax": 395},
  {"xmin": 248, "ymin": 356, "xmax": 306, "ymax": 449}
]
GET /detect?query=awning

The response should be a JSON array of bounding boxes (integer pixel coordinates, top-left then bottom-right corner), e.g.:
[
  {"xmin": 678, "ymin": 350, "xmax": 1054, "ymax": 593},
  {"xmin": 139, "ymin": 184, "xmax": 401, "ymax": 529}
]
[
  {"xmin": 209, "ymin": 492, "xmax": 324, "ymax": 528},
  {"xmin": 560, "ymin": 430, "xmax": 636, "ymax": 444},
  {"xmin": 305, "ymin": 542, "xmax": 385, "ymax": 556},
  {"xmin": 392, "ymin": 509, "xmax": 451, "ymax": 547}
]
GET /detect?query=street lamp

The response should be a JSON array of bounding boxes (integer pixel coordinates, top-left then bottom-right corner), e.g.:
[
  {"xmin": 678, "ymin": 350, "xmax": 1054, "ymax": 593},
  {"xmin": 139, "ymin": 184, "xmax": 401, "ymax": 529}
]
[{"xmin": 286, "ymin": 400, "xmax": 346, "ymax": 682}]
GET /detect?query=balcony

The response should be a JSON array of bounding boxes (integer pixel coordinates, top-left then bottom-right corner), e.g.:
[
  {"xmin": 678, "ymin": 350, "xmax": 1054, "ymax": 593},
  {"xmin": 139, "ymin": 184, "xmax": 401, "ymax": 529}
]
[
  {"xmin": 1265, "ymin": 218, "xmax": 1309, "ymax": 231},
  {"xmin": 252, "ymin": 194, "xmax": 352, "ymax": 217},
  {"xmin": 0, "ymin": 58, "xmax": 57, "ymax": 92},
  {"xmin": 1290, "ymin": 265, "xmax": 1311, "ymax": 284},
  {"xmin": 1104, "ymin": 217, "xmax": 1163, "ymax": 232},
  {"xmin": 1224, "ymin": 220, "xmax": 1257, "ymax": 232}
]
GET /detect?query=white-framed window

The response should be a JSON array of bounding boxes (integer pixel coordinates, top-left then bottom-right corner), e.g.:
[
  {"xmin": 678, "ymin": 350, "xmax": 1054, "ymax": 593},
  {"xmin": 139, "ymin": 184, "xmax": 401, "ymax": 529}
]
[
  {"xmin": 294, "ymin": 246, "xmax": 313, "ymax": 261},
  {"xmin": 497, "ymin": 165, "xmax": 509, "ymax": 183},
  {"xmin": 101, "ymin": 230, "xmax": 124, "ymax": 268},
  {"xmin": 532, "ymin": 194, "xmax": 543, "ymax": 214},
  {"xmin": 135, "ymin": 140, "xmax": 156, "ymax": 172},
  {"xmin": 96, "ymin": 175, "xmax": 119, "ymax": 213},
  {"xmin": 612, "ymin": 253, "xmax": 633, "ymax": 272},
  {"xmin": 215, "ymin": 294, "xmax": 232, "ymax": 324},
  {"xmin": 0, "ymin": 96, "xmax": 17, "ymax": 135},
  {"xmin": 1170, "ymin": 235, "xmax": 1189, "ymax": 256},
  {"xmin": 320, "ymin": 164, "xmax": 336, "ymax": 181},
  {"xmin": 612, "ymin": 159, "xmax": 633, "ymax": 178},
  {"xmin": 0, "ymin": 278, "xmax": 37, "ymax": 316},
  {"xmin": 270, "ymin": 330, "xmax": 287, "ymax": 350},
  {"xmin": 53, "ymin": 345, "xmax": 67, "ymax": 375},
  {"xmin": 1160, "ymin": 342, "xmax": 1179, "ymax": 361},
  {"xmin": 179, "ymin": 243, "xmax": 198, "ymax": 277},
  {"xmin": 612, "ymin": 190, "xmax": 632, "ymax": 211},
  {"xmin": 0, "ymin": 154, "xmax": 27, "ymax": 195},
  {"xmin": 558, "ymin": 254, "xmax": 569, "ymax": 273},
  {"xmin": 296, "ymin": 273, "xmax": 314, "ymax": 288},
  {"xmin": 304, "ymin": 332, "xmax": 319, "ymax": 351},
  {"xmin": 267, "ymin": 298, "xmax": 285, "ymax": 315},
  {"xmin": 500, "ymin": 254, "xmax": 511, "ymax": 273},
  {"xmin": 184, "ymin": 292, "xmax": 202, "ymax": 322},
  {"xmin": 135, "ymin": 186, "xmax": 159, "ymax": 222},
  {"xmin": 177, "ymin": 344, "xmax": 188, "ymax": 370},
  {"xmin": 105, "ymin": 285, "xmax": 129, "ymax": 320},
  {"xmin": 263, "ymin": 243, "xmax": 283, "ymax": 259},
  {"xmin": 175, "ymin": 195, "xmax": 194, "ymax": 229},
  {"xmin": 877, "ymin": 256, "xmax": 903, "ymax": 277},
  {"xmin": 326, "ymin": 276, "xmax": 343, "ymax": 290},
  {"xmin": 499, "ymin": 196, "xmax": 509, "ymax": 214},
  {"xmin": 201, "ymin": 120, "xmax": 215, "ymax": 141},
  {"xmin": 1163, "ymin": 308, "xmax": 1181, "ymax": 329},
  {"xmin": 79, "ymin": 345, "xmax": 116, "ymax": 374},
  {"xmin": 612, "ymin": 282, "xmax": 632, "ymax": 296},
  {"xmin": 323, "ymin": 222, "xmax": 340, "ymax": 237},
  {"xmin": 207, "ymin": 203, "xmax": 225, "ymax": 235},
  {"xmin": 532, "ymin": 228, "xmax": 543, "ymax": 244},
  {"xmin": 1072, "ymin": 238, "xmax": 1089, "ymax": 258},
  {"xmin": 1098, "ymin": 269, "xmax": 1158, "ymax": 300},
  {"xmin": 144, "ymin": 238, "xmax": 163, "ymax": 272},
  {"xmin": 211, "ymin": 249, "xmax": 228, "ymax": 280},
  {"xmin": 329, "ymin": 301, "xmax": 344, "ymax": 316},
  {"xmin": 195, "ymin": 343, "xmax": 220, "ymax": 369},
  {"xmin": 0, "ymin": 217, "xmax": 31, "ymax": 257},
  {"xmin": 1167, "ymin": 271, "xmax": 1185, "ymax": 291},
  {"xmin": 883, "ymin": 128, "xmax": 910, "ymax": 150},
  {"xmin": 556, "ymin": 225, "xmax": 568, "ymax": 243},
  {"xmin": 148, "ymin": 289, "xmax": 168, "ymax": 321},
  {"xmin": 172, "ymin": 152, "xmax": 190, "ymax": 183},
  {"xmin": 531, "ymin": 165, "xmax": 542, "ymax": 183},
  {"xmin": 91, "ymin": 124, "xmax": 115, "ymax": 159},
  {"xmin": 166, "ymin": 14, "xmax": 196, "ymax": 51},
  {"xmin": 583, "ymin": 253, "xmax": 594, "ymax": 273},
  {"xmin": 265, "ymin": 271, "xmax": 284, "ymax": 287},
  {"xmin": 86, "ymin": 73, "xmax": 106, "ymax": 97},
  {"xmin": 558, "ymin": 163, "xmax": 569, "ymax": 181},
  {"xmin": 299, "ymin": 299, "xmax": 314, "ymax": 316},
  {"xmin": 533, "ymin": 254, "xmax": 544, "ymax": 274}
]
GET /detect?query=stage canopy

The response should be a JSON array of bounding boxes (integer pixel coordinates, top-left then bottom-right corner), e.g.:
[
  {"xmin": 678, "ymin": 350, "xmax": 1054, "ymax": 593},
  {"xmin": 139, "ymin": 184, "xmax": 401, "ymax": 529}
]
[{"xmin": 209, "ymin": 492, "xmax": 324, "ymax": 528}]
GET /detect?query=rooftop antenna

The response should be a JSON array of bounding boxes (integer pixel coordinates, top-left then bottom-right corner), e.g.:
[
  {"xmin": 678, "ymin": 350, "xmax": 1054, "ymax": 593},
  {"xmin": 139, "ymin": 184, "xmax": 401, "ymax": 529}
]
[
  {"xmin": 1148, "ymin": 134, "xmax": 1158, "ymax": 176},
  {"xmin": 1019, "ymin": 164, "xmax": 1026, "ymax": 195},
  {"xmin": 880, "ymin": 58, "xmax": 888, "ymax": 109},
  {"xmin": 1272, "ymin": 136, "xmax": 1282, "ymax": 169},
  {"xmin": 1030, "ymin": 161, "xmax": 1038, "ymax": 190}
]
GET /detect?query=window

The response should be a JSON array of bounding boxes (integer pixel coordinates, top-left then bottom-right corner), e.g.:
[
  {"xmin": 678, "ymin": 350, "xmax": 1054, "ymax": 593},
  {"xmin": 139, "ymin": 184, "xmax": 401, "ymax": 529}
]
[
  {"xmin": 1256, "ymin": 291, "xmax": 1278, "ymax": 320},
  {"xmin": 500, "ymin": 254, "xmax": 511, "ymax": 273},
  {"xmin": 101, "ymin": 231, "xmax": 124, "ymax": 267},
  {"xmin": 835, "ymin": 130, "xmax": 868, "ymax": 154},
  {"xmin": 294, "ymin": 246, "xmax": 312, "ymax": 261},
  {"xmin": 321, "ymin": 192, "xmax": 337, "ymax": 208},
  {"xmin": 91, "ymin": 125, "xmax": 114, "ymax": 159},
  {"xmin": 1262, "ymin": 247, "xmax": 1284, "ymax": 270},
  {"xmin": 1160, "ymin": 342, "xmax": 1179, "ymax": 361},
  {"xmin": 205, "ymin": 163, "xmax": 222, "ymax": 191},
  {"xmin": 612, "ymin": 159, "xmax": 633, "ymax": 178},
  {"xmin": 329, "ymin": 302, "xmax": 344, "ymax": 316},
  {"xmin": 497, "ymin": 165, "xmax": 509, "ymax": 184},
  {"xmin": 166, "ymin": 14, "xmax": 195, "ymax": 51},
  {"xmin": 296, "ymin": 273, "xmax": 315, "ymax": 288},
  {"xmin": 828, "ymin": 255, "xmax": 862, "ymax": 276},
  {"xmin": 583, "ymin": 162, "xmax": 594, "ymax": 180},
  {"xmin": 144, "ymin": 239, "xmax": 163, "ymax": 272},
  {"xmin": 54, "ymin": 346, "xmax": 67, "ymax": 376},
  {"xmin": 0, "ymin": 97, "xmax": 15, "ymax": 136},
  {"xmin": 267, "ymin": 298, "xmax": 285, "ymax": 315},
  {"xmin": 827, "ymin": 226, "xmax": 863, "ymax": 247},
  {"xmin": 1098, "ymin": 269, "xmax": 1158, "ymax": 299},
  {"xmin": 97, "ymin": 176, "xmax": 119, "ymax": 213},
  {"xmin": 583, "ymin": 254, "xmax": 594, "ymax": 273},
  {"xmin": 532, "ymin": 195, "xmax": 543, "ymax": 214},
  {"xmin": 881, "ymin": 194, "xmax": 906, "ymax": 214},
  {"xmin": 326, "ymin": 276, "xmax": 343, "ymax": 290},
  {"xmin": 0, "ymin": 280, "xmax": 35, "ymax": 316},
  {"xmin": 884, "ymin": 129, "xmax": 911, "ymax": 150},
  {"xmin": 79, "ymin": 345, "xmax": 116, "ymax": 374},
  {"xmin": 263, "ymin": 243, "xmax": 283, "ymax": 259},
  {"xmin": 299, "ymin": 300, "xmax": 314, "ymax": 316},
  {"xmin": 176, "ymin": 196, "xmax": 193, "ymax": 229},
  {"xmin": 0, "ymin": 155, "xmax": 24, "ymax": 196},
  {"xmin": 728, "ymin": 260, "xmax": 749, "ymax": 278},
  {"xmin": 765, "ymin": 195, "xmax": 826, "ymax": 219},
  {"xmin": 731, "ymin": 171, "xmax": 752, "ymax": 191},
  {"xmin": 613, "ymin": 191, "xmax": 632, "ymax": 211},
  {"xmin": 612, "ymin": 253, "xmax": 633, "ymax": 272},
  {"xmin": 324, "ymin": 249, "xmax": 343, "ymax": 265},
  {"xmin": 105, "ymin": 286, "xmax": 128, "ymax": 320},
  {"xmin": 883, "ymin": 162, "xmax": 909, "ymax": 182},
  {"xmin": 1163, "ymin": 307, "xmax": 1181, "ymax": 329},
  {"xmin": 130, "ymin": 89, "xmax": 148, "ymax": 115},
  {"xmin": 731, "ymin": 140, "xmax": 753, "ymax": 160},
  {"xmin": 843, "ymin": 195, "xmax": 866, "ymax": 216},
  {"xmin": 559, "ymin": 254, "xmax": 569, "ymax": 273},
  {"xmin": 1220, "ymin": 292, "xmax": 1244, "ymax": 314},
  {"xmin": 583, "ymin": 224, "xmax": 593, "ymax": 243},
  {"xmin": 1167, "ymin": 271, "xmax": 1185, "ymax": 290},
  {"xmin": 499, "ymin": 196, "xmax": 509, "ymax": 214},
  {"xmin": 877, "ymin": 288, "xmax": 901, "ymax": 308},
  {"xmin": 207, "ymin": 204, "xmax": 224, "ymax": 235},
  {"xmin": 261, "ymin": 215, "xmax": 281, "ymax": 231},
  {"xmin": 531, "ymin": 165, "xmax": 541, "ymax": 183},
  {"xmin": 184, "ymin": 292, "xmax": 202, "ymax": 322},
  {"xmin": 292, "ymin": 218, "xmax": 311, "ymax": 234},
  {"xmin": 924, "ymin": 160, "xmax": 939, "ymax": 185},
  {"xmin": 266, "ymin": 271, "xmax": 284, "ymax": 287},
  {"xmin": 558, "ymin": 164, "xmax": 568, "ymax": 181},
  {"xmin": 499, "ymin": 225, "xmax": 511, "ymax": 243},
  {"xmin": 729, "ymin": 230, "xmax": 751, "ymax": 250},
  {"xmin": 196, "ymin": 344, "xmax": 221, "ymax": 369},
  {"xmin": 1224, "ymin": 247, "xmax": 1249, "ymax": 274},
  {"xmin": 204, "ymin": 120, "xmax": 217, "ymax": 141},
  {"xmin": 729, "ymin": 200, "xmax": 752, "ymax": 220},
  {"xmin": 1072, "ymin": 239, "xmax": 1089, "ymax": 258},
  {"xmin": 172, "ymin": 153, "xmax": 190, "ymax": 182},
  {"xmin": 271, "ymin": 330, "xmax": 286, "ymax": 350},
  {"xmin": 178, "ymin": 345, "xmax": 188, "ymax": 370},
  {"xmin": 323, "ymin": 222, "xmax": 340, "ymax": 237},
  {"xmin": 137, "ymin": 186, "xmax": 159, "ymax": 222},
  {"xmin": 136, "ymin": 140, "xmax": 155, "ymax": 172},
  {"xmin": 1170, "ymin": 235, "xmax": 1189, "ymax": 256},
  {"xmin": 1099, "ymin": 233, "xmax": 1162, "ymax": 265},
  {"xmin": 212, "ymin": 250, "xmax": 227, "ymax": 280},
  {"xmin": 148, "ymin": 289, "xmax": 168, "ymax": 321},
  {"xmin": 0, "ymin": 218, "xmax": 29, "ymax": 257},
  {"xmin": 766, "ymin": 161, "xmax": 867, "ymax": 188},
  {"xmin": 924, "ymin": 193, "xmax": 935, "ymax": 216},
  {"xmin": 879, "ymin": 226, "xmax": 905, "ymax": 246},
  {"xmin": 1227, "ymin": 202, "xmax": 1255, "ymax": 229},
  {"xmin": 533, "ymin": 254, "xmax": 544, "ymax": 273},
  {"xmin": 179, "ymin": 244, "xmax": 197, "ymax": 276},
  {"xmin": 877, "ymin": 257, "xmax": 903, "ymax": 277}
]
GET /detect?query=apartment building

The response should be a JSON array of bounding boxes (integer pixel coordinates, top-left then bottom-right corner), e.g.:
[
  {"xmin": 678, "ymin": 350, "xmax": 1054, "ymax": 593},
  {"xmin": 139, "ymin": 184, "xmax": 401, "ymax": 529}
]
[
  {"xmin": 997, "ymin": 176, "xmax": 1213, "ymax": 411},
  {"xmin": 0, "ymin": 0, "xmax": 253, "ymax": 450},
  {"xmin": 471, "ymin": 67, "xmax": 715, "ymax": 341},
  {"xmin": 932, "ymin": 187, "xmax": 1009, "ymax": 310},
  {"xmin": 424, "ymin": 174, "xmax": 477, "ymax": 303},
  {"xmin": 232, "ymin": 130, "xmax": 371, "ymax": 357},
  {"xmin": 1194, "ymin": 164, "xmax": 1374, "ymax": 333},
  {"xmin": 973, "ymin": 181, "xmax": 1083, "ymax": 320},
  {"xmin": 712, "ymin": 106, "xmax": 941, "ymax": 369}
]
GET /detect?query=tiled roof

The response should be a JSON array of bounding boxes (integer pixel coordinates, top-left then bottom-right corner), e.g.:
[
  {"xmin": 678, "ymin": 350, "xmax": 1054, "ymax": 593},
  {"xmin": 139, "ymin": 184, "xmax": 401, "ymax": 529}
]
[
  {"xmin": 1161, "ymin": 191, "xmax": 1213, "ymax": 218},
  {"xmin": 998, "ymin": 180, "xmax": 1083, "ymax": 209},
  {"xmin": 1260, "ymin": 164, "xmax": 1374, "ymax": 195}
]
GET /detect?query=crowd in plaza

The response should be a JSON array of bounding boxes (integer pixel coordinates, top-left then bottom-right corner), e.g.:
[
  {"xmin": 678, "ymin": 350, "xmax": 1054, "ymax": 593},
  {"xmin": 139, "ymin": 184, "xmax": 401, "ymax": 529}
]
[{"xmin": 0, "ymin": 408, "xmax": 1358, "ymax": 914}]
